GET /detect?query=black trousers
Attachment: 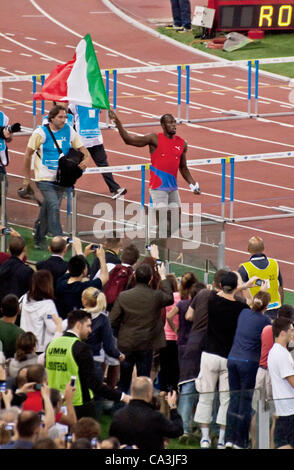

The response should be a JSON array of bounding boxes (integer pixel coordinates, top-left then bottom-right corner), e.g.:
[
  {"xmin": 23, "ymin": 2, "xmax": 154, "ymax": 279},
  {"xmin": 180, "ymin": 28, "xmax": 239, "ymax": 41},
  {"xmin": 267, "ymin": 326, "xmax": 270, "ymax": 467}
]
[{"xmin": 88, "ymin": 144, "xmax": 120, "ymax": 193}]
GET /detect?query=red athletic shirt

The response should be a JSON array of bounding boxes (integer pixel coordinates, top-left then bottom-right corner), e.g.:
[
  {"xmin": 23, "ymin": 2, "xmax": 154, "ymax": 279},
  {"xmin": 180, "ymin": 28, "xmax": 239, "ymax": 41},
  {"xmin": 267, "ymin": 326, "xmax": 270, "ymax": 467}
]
[
  {"xmin": 149, "ymin": 133, "xmax": 185, "ymax": 190},
  {"xmin": 259, "ymin": 325, "xmax": 274, "ymax": 368}
]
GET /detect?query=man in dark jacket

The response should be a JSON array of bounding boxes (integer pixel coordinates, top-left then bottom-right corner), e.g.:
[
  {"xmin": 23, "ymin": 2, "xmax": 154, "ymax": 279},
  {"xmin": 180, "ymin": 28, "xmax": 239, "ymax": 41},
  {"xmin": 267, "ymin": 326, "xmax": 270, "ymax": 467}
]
[
  {"xmin": 109, "ymin": 376, "xmax": 183, "ymax": 449},
  {"xmin": 110, "ymin": 263, "xmax": 174, "ymax": 393},
  {"xmin": 36, "ymin": 235, "xmax": 69, "ymax": 286},
  {"xmin": 0, "ymin": 236, "xmax": 33, "ymax": 302}
]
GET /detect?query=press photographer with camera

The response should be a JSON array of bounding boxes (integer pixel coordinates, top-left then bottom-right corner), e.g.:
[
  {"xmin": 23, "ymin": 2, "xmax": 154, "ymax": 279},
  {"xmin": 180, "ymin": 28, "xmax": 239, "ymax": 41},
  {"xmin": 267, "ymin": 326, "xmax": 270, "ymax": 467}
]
[
  {"xmin": 0, "ymin": 109, "xmax": 21, "ymax": 177},
  {"xmin": 22, "ymin": 105, "xmax": 90, "ymax": 250}
]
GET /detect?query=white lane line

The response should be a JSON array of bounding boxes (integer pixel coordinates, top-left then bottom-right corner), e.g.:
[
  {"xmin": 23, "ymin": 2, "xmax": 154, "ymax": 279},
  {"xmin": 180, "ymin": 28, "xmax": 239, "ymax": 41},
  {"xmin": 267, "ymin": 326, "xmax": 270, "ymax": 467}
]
[
  {"xmin": 29, "ymin": 0, "xmax": 294, "ymax": 111},
  {"xmin": 40, "ymin": 57, "xmax": 54, "ymax": 61},
  {"xmin": 20, "ymin": 53, "xmax": 32, "ymax": 57},
  {"xmin": 148, "ymin": 61, "xmax": 160, "ymax": 65},
  {"xmin": 65, "ymin": 45, "xmax": 75, "ymax": 48},
  {"xmin": 14, "ymin": 70, "xmax": 27, "ymax": 74},
  {"xmin": 234, "ymin": 96, "xmax": 247, "ymax": 100},
  {"xmin": 146, "ymin": 79, "xmax": 159, "ymax": 83},
  {"xmin": 25, "ymin": 36, "xmax": 37, "ymax": 40},
  {"xmin": 212, "ymin": 91, "xmax": 225, "ymax": 95},
  {"xmin": 190, "ymin": 87, "xmax": 203, "ymax": 91},
  {"xmin": 0, "ymin": 32, "xmax": 64, "ymax": 63},
  {"xmin": 0, "ymin": 49, "xmax": 12, "ymax": 53},
  {"xmin": 165, "ymin": 101, "xmax": 177, "ymax": 105},
  {"xmin": 121, "ymin": 92, "xmax": 134, "ymax": 96},
  {"xmin": 5, "ymin": 33, "xmax": 15, "ymax": 36},
  {"xmin": 225, "ymin": 245, "xmax": 294, "ymax": 267},
  {"xmin": 280, "ymin": 104, "xmax": 293, "ymax": 108},
  {"xmin": 22, "ymin": 14, "xmax": 43, "ymax": 17},
  {"xmin": 213, "ymin": 74, "xmax": 226, "ymax": 78},
  {"xmin": 106, "ymin": 53, "xmax": 119, "ymax": 57},
  {"xmin": 9, "ymin": 87, "xmax": 22, "ymax": 91},
  {"xmin": 125, "ymin": 75, "xmax": 137, "ymax": 79},
  {"xmin": 30, "ymin": 0, "xmax": 151, "ymax": 66},
  {"xmin": 143, "ymin": 97, "xmax": 156, "ymax": 101},
  {"xmin": 235, "ymin": 78, "xmax": 247, "ymax": 82},
  {"xmin": 45, "ymin": 40, "xmax": 57, "ymax": 45}
]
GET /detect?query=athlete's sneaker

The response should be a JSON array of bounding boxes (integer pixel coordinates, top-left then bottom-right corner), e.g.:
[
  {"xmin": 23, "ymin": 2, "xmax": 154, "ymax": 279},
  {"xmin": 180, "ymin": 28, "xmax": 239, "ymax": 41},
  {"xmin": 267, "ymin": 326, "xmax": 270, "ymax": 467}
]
[
  {"xmin": 200, "ymin": 438, "xmax": 211, "ymax": 449},
  {"xmin": 111, "ymin": 188, "xmax": 127, "ymax": 199}
]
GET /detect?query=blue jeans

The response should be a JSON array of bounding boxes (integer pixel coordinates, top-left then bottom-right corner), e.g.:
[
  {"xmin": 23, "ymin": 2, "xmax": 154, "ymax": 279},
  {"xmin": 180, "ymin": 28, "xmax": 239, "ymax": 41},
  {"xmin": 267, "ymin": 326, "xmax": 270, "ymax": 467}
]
[
  {"xmin": 225, "ymin": 359, "xmax": 259, "ymax": 448},
  {"xmin": 178, "ymin": 381, "xmax": 197, "ymax": 434},
  {"xmin": 36, "ymin": 181, "xmax": 66, "ymax": 242},
  {"xmin": 118, "ymin": 350, "xmax": 153, "ymax": 394},
  {"xmin": 170, "ymin": 0, "xmax": 191, "ymax": 28}
]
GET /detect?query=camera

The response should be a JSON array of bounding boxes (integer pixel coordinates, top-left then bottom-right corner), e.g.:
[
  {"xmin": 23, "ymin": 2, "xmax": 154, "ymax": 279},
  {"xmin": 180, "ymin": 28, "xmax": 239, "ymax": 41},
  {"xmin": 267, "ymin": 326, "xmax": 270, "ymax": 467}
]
[
  {"xmin": 255, "ymin": 279, "xmax": 263, "ymax": 286},
  {"xmin": 156, "ymin": 259, "xmax": 162, "ymax": 266},
  {"xmin": 0, "ymin": 381, "xmax": 6, "ymax": 392},
  {"xmin": 146, "ymin": 244, "xmax": 151, "ymax": 251},
  {"xmin": 66, "ymin": 237, "xmax": 73, "ymax": 244},
  {"xmin": 1, "ymin": 227, "xmax": 11, "ymax": 235},
  {"xmin": 91, "ymin": 244, "xmax": 100, "ymax": 251},
  {"xmin": 47, "ymin": 314, "xmax": 52, "ymax": 319},
  {"xmin": 34, "ymin": 383, "xmax": 42, "ymax": 391},
  {"xmin": 70, "ymin": 375, "xmax": 76, "ymax": 387}
]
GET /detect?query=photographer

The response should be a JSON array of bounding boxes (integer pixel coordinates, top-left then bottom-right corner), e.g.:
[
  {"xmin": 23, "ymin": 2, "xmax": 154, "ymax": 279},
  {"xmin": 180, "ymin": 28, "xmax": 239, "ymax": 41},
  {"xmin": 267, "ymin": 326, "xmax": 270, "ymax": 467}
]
[{"xmin": 0, "ymin": 110, "xmax": 20, "ymax": 176}]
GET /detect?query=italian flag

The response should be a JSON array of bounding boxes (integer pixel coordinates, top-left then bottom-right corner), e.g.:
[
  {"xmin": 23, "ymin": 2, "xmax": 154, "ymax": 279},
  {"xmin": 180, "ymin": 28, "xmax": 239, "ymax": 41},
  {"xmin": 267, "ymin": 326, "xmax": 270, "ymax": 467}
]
[{"xmin": 34, "ymin": 34, "xmax": 109, "ymax": 109}]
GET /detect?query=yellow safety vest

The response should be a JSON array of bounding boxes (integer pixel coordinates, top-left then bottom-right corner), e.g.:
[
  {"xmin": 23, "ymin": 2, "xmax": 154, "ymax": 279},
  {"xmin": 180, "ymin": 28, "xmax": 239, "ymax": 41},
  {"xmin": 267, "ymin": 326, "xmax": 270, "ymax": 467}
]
[{"xmin": 239, "ymin": 258, "xmax": 281, "ymax": 310}]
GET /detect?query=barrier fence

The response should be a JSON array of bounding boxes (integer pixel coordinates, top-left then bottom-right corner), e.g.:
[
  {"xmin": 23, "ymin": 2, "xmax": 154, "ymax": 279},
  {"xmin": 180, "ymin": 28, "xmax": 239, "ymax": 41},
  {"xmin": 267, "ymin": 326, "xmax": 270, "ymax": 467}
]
[{"xmin": 1, "ymin": 56, "xmax": 294, "ymax": 129}]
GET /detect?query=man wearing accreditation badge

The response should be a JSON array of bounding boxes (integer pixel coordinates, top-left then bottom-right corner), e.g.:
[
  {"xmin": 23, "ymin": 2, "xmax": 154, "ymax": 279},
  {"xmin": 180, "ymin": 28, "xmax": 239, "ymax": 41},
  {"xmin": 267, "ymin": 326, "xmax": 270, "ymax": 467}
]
[
  {"xmin": 23, "ymin": 105, "xmax": 90, "ymax": 249},
  {"xmin": 69, "ymin": 103, "xmax": 126, "ymax": 199}
]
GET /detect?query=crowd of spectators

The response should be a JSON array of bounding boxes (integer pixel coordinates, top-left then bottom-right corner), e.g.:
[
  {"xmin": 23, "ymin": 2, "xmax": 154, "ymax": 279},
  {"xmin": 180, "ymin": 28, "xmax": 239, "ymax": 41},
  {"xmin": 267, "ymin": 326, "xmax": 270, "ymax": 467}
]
[{"xmin": 0, "ymin": 230, "xmax": 293, "ymax": 450}]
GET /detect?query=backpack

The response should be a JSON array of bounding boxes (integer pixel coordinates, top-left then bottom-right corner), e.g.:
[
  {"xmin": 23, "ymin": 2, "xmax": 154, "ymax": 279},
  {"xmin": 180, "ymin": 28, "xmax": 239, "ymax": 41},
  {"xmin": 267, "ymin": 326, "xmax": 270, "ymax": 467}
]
[{"xmin": 103, "ymin": 265, "xmax": 134, "ymax": 307}]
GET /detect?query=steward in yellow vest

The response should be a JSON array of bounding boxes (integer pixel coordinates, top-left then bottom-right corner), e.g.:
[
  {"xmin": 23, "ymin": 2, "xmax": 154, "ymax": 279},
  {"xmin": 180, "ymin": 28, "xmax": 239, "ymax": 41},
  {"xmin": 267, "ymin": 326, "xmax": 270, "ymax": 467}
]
[
  {"xmin": 45, "ymin": 310, "xmax": 129, "ymax": 420},
  {"xmin": 238, "ymin": 236, "xmax": 283, "ymax": 321}
]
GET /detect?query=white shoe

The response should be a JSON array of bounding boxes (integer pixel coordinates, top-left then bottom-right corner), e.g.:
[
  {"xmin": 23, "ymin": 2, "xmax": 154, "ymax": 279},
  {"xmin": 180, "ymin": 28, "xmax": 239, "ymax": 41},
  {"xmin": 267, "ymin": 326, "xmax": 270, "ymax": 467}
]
[
  {"xmin": 200, "ymin": 438, "xmax": 211, "ymax": 449},
  {"xmin": 225, "ymin": 441, "xmax": 234, "ymax": 449},
  {"xmin": 217, "ymin": 442, "xmax": 226, "ymax": 449},
  {"xmin": 111, "ymin": 187, "xmax": 127, "ymax": 199}
]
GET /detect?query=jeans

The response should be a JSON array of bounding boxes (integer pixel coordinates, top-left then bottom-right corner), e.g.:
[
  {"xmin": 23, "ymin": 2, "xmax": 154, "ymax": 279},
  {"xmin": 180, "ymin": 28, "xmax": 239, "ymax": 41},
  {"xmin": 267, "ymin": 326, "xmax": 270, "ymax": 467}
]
[
  {"xmin": 178, "ymin": 381, "xmax": 197, "ymax": 434},
  {"xmin": 170, "ymin": 0, "xmax": 191, "ymax": 28},
  {"xmin": 118, "ymin": 350, "xmax": 153, "ymax": 394},
  {"xmin": 36, "ymin": 181, "xmax": 66, "ymax": 242},
  {"xmin": 225, "ymin": 359, "xmax": 259, "ymax": 448},
  {"xmin": 88, "ymin": 144, "xmax": 120, "ymax": 193}
]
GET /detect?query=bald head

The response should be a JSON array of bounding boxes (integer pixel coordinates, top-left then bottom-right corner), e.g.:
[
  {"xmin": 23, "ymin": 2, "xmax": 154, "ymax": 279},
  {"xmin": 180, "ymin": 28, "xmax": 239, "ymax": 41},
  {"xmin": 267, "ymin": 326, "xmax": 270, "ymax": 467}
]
[
  {"xmin": 131, "ymin": 376, "xmax": 153, "ymax": 402},
  {"xmin": 248, "ymin": 236, "xmax": 264, "ymax": 254},
  {"xmin": 49, "ymin": 236, "xmax": 67, "ymax": 254}
]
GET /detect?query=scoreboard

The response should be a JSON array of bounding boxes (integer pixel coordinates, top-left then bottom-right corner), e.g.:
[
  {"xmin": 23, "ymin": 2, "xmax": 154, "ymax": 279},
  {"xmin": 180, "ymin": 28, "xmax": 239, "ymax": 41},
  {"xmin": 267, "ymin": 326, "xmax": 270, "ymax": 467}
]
[{"xmin": 207, "ymin": 0, "xmax": 294, "ymax": 30}]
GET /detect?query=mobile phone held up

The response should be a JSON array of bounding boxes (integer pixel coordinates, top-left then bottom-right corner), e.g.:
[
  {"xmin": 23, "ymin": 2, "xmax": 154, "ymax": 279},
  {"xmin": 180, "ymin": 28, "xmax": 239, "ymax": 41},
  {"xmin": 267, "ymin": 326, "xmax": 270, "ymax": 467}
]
[
  {"xmin": 91, "ymin": 244, "xmax": 100, "ymax": 251},
  {"xmin": 255, "ymin": 279, "xmax": 263, "ymax": 286},
  {"xmin": 0, "ymin": 381, "xmax": 6, "ymax": 392},
  {"xmin": 1, "ymin": 227, "xmax": 11, "ymax": 235},
  {"xmin": 70, "ymin": 375, "xmax": 76, "ymax": 387}
]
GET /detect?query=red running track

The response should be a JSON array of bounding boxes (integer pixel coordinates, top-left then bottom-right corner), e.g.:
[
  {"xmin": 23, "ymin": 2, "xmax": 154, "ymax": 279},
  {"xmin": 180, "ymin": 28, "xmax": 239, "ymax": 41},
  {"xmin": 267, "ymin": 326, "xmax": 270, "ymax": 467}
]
[{"xmin": 1, "ymin": 0, "xmax": 294, "ymax": 289}]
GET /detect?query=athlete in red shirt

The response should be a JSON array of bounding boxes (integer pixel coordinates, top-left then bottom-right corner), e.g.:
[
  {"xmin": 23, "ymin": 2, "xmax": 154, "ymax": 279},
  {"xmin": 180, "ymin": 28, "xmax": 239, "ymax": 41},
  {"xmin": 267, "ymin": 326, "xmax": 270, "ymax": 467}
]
[{"xmin": 108, "ymin": 110, "xmax": 200, "ymax": 209}]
